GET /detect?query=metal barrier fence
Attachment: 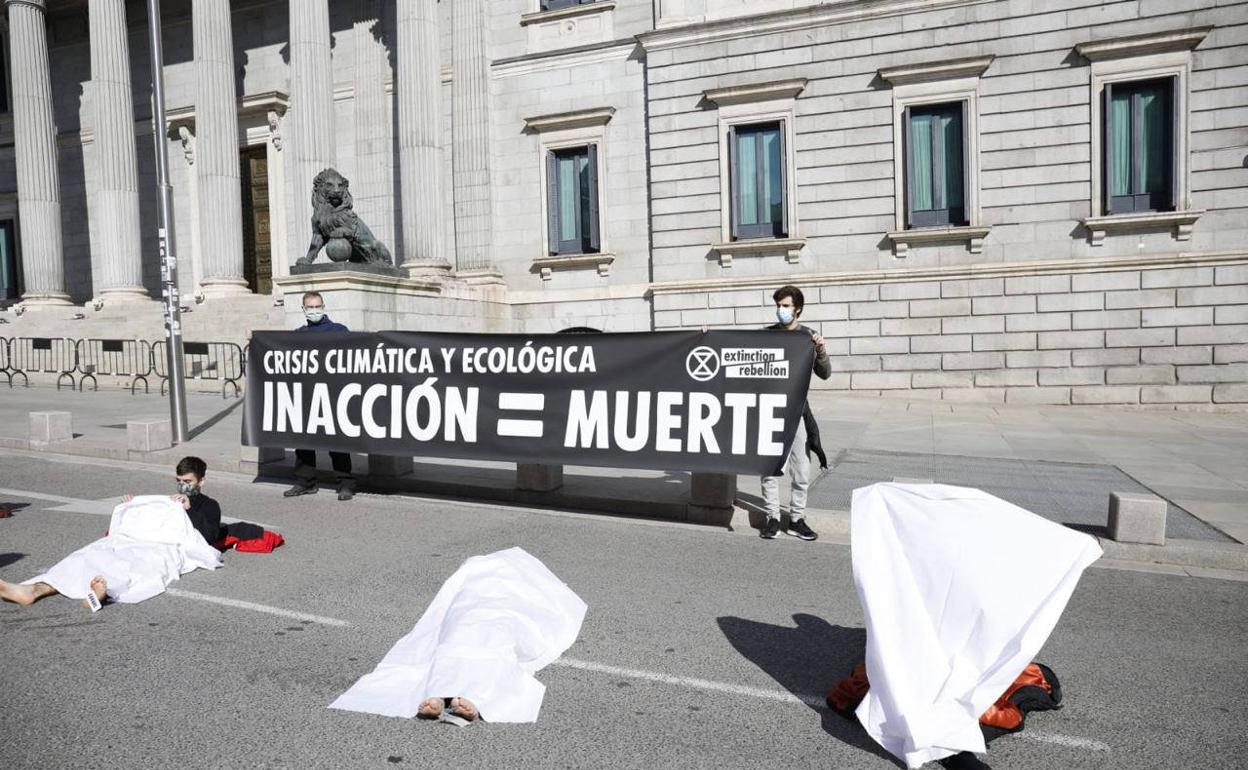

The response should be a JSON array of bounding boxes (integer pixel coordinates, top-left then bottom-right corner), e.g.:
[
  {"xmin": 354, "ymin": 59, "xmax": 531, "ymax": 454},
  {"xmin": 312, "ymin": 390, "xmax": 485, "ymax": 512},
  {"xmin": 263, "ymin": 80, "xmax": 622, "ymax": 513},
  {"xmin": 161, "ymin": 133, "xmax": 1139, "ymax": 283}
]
[
  {"xmin": 152, "ymin": 340, "xmax": 245, "ymax": 398},
  {"xmin": 7, "ymin": 336, "xmax": 77, "ymax": 389},
  {"xmin": 75, "ymin": 338, "xmax": 154, "ymax": 393},
  {"xmin": 0, "ymin": 336, "xmax": 11, "ymax": 386}
]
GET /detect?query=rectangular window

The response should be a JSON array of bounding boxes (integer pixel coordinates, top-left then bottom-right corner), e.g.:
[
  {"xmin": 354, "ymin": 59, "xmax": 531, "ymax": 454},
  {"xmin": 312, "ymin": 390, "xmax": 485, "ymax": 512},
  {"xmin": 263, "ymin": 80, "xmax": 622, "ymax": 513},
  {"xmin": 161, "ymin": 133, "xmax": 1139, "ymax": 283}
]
[
  {"xmin": 546, "ymin": 145, "xmax": 600, "ymax": 255},
  {"xmin": 1104, "ymin": 77, "xmax": 1175, "ymax": 215},
  {"xmin": 541, "ymin": 0, "xmax": 599, "ymax": 10},
  {"xmin": 905, "ymin": 102, "xmax": 966, "ymax": 228},
  {"xmin": 729, "ymin": 121, "xmax": 787, "ymax": 240},
  {"xmin": 0, "ymin": 220, "xmax": 19, "ymax": 301}
]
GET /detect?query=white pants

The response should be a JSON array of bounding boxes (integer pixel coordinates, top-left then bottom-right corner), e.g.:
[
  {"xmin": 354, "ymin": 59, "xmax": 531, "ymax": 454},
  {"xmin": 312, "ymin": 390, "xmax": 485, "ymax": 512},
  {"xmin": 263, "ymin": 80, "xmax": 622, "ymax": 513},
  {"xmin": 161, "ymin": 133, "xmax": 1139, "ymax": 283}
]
[{"xmin": 762, "ymin": 418, "xmax": 810, "ymax": 521}]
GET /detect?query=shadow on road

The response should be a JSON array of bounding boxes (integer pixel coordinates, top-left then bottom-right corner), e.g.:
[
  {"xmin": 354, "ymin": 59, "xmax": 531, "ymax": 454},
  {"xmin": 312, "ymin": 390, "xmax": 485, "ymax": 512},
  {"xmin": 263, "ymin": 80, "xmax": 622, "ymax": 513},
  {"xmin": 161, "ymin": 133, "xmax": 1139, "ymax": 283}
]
[
  {"xmin": 717, "ymin": 613, "xmax": 901, "ymax": 766},
  {"xmin": 0, "ymin": 552, "xmax": 25, "ymax": 568},
  {"xmin": 187, "ymin": 398, "xmax": 244, "ymax": 440}
]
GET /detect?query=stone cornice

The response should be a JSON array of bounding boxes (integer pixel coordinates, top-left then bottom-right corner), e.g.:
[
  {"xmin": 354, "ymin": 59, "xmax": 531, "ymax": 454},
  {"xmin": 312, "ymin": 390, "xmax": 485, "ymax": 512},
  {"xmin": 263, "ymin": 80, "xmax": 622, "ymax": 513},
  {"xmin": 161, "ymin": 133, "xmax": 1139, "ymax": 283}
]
[
  {"xmin": 712, "ymin": 238, "xmax": 806, "ymax": 267},
  {"xmin": 1075, "ymin": 26, "xmax": 1212, "ymax": 62},
  {"xmin": 532, "ymin": 252, "xmax": 616, "ymax": 280},
  {"xmin": 164, "ymin": 91, "xmax": 289, "ymax": 135},
  {"xmin": 524, "ymin": 107, "xmax": 616, "ymax": 133},
  {"xmin": 648, "ymin": 251, "xmax": 1248, "ymax": 295},
  {"xmin": 1082, "ymin": 210, "xmax": 1205, "ymax": 246},
  {"xmin": 493, "ymin": 39, "xmax": 636, "ymax": 78},
  {"xmin": 886, "ymin": 226, "xmax": 991, "ymax": 257},
  {"xmin": 878, "ymin": 56, "xmax": 995, "ymax": 87},
  {"xmin": 703, "ymin": 78, "xmax": 808, "ymax": 107},
  {"xmin": 638, "ymin": 0, "xmax": 978, "ymax": 53}
]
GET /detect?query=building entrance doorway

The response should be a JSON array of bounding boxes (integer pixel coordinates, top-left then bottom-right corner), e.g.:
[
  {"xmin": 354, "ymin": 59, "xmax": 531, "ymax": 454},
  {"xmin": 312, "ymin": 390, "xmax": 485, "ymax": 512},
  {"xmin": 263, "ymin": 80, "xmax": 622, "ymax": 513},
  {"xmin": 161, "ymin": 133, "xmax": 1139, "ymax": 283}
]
[{"xmin": 241, "ymin": 146, "xmax": 272, "ymax": 294}]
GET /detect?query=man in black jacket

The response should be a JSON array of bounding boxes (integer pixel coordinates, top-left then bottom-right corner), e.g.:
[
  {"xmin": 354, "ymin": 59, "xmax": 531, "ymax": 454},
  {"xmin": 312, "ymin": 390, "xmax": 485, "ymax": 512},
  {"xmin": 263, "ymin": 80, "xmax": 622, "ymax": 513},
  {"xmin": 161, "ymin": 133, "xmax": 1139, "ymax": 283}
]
[
  {"xmin": 283, "ymin": 291, "xmax": 357, "ymax": 501},
  {"xmin": 760, "ymin": 285, "xmax": 832, "ymax": 541}
]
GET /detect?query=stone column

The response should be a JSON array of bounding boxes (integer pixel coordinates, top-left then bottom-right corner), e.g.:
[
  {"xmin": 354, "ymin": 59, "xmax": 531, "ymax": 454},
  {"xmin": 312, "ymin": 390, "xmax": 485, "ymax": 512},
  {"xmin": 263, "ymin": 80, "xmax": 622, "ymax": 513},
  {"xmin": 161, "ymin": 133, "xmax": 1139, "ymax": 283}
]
[
  {"xmin": 352, "ymin": 6, "xmax": 395, "ymax": 254},
  {"xmin": 193, "ymin": 0, "xmax": 248, "ymax": 296},
  {"xmin": 397, "ymin": 0, "xmax": 450, "ymax": 275},
  {"xmin": 451, "ymin": 0, "xmax": 494, "ymax": 272},
  {"xmin": 287, "ymin": 0, "xmax": 335, "ymax": 264},
  {"xmin": 4, "ymin": 0, "xmax": 70, "ymax": 305},
  {"xmin": 89, "ymin": 0, "xmax": 146, "ymax": 301}
]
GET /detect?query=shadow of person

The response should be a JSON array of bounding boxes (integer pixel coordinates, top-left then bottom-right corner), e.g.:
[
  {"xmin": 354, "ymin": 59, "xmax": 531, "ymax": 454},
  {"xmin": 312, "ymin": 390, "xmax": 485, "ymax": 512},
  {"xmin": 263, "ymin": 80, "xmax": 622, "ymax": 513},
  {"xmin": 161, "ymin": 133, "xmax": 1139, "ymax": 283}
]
[
  {"xmin": 0, "ymin": 552, "xmax": 25, "ymax": 569},
  {"xmin": 717, "ymin": 613, "xmax": 901, "ymax": 766}
]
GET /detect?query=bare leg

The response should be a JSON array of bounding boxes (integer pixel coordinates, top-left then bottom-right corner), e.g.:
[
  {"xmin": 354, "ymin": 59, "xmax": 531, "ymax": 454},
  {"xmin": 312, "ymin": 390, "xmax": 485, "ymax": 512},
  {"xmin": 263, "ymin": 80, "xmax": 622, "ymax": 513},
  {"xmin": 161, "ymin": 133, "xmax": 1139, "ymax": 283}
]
[
  {"xmin": 0, "ymin": 579, "xmax": 59, "ymax": 607},
  {"xmin": 450, "ymin": 697, "xmax": 478, "ymax": 722},
  {"xmin": 417, "ymin": 697, "xmax": 444, "ymax": 719},
  {"xmin": 81, "ymin": 576, "xmax": 107, "ymax": 610}
]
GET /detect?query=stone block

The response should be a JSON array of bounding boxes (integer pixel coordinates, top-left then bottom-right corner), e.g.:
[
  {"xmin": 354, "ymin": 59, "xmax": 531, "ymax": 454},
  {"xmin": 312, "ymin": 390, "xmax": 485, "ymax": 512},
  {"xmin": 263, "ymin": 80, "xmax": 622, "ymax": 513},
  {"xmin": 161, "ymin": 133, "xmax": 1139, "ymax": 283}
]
[
  {"xmin": 1006, "ymin": 386, "xmax": 1071, "ymax": 404},
  {"xmin": 1214, "ymin": 265, "xmax": 1248, "ymax": 285},
  {"xmin": 909, "ymin": 298, "xmax": 972, "ymax": 317},
  {"xmin": 1071, "ymin": 386, "xmax": 1140, "ymax": 404},
  {"xmin": 1039, "ymin": 367, "xmax": 1104, "ymax": 386},
  {"xmin": 1108, "ymin": 492, "xmax": 1167, "ymax": 545},
  {"xmin": 688, "ymin": 473, "xmax": 736, "ymax": 526},
  {"xmin": 1106, "ymin": 365, "xmax": 1174, "ymax": 385},
  {"xmin": 912, "ymin": 371, "xmax": 974, "ymax": 388},
  {"xmin": 1176, "ymin": 364, "xmax": 1248, "ymax": 384},
  {"xmin": 1141, "ymin": 266, "xmax": 1213, "ymax": 288},
  {"xmin": 1038, "ymin": 330, "xmax": 1104, "ymax": 349},
  {"xmin": 1106, "ymin": 327, "xmax": 1174, "ymax": 348},
  {"xmin": 912, "ymin": 334, "xmax": 972, "ymax": 353},
  {"xmin": 516, "ymin": 463, "xmax": 563, "ymax": 492},
  {"xmin": 828, "ymin": 354, "xmax": 882, "ymax": 372},
  {"xmin": 30, "ymin": 411, "xmax": 73, "ymax": 445},
  {"xmin": 941, "ymin": 278, "xmax": 1004, "ymax": 298},
  {"xmin": 1005, "ymin": 275, "xmax": 1069, "ymax": 294},
  {"xmin": 1008, "ymin": 350, "xmax": 1071, "ymax": 368},
  {"xmin": 881, "ymin": 317, "xmax": 941, "ymax": 336},
  {"xmin": 1104, "ymin": 288, "xmax": 1174, "ymax": 309},
  {"xmin": 1142, "ymin": 307, "xmax": 1215, "ymax": 327},
  {"xmin": 881, "ymin": 353, "xmax": 942, "ymax": 371},
  {"xmin": 1006, "ymin": 312, "xmax": 1071, "ymax": 332},
  {"xmin": 240, "ymin": 446, "xmax": 286, "ymax": 475},
  {"xmin": 1215, "ymin": 305, "xmax": 1248, "ymax": 324},
  {"xmin": 1140, "ymin": 385, "xmax": 1212, "ymax": 403},
  {"xmin": 1072, "ymin": 309, "xmax": 1140, "ymax": 329},
  {"xmin": 975, "ymin": 369, "xmax": 1036, "ymax": 387},
  {"xmin": 1071, "ymin": 272, "xmax": 1139, "ymax": 292},
  {"xmin": 1037, "ymin": 292, "xmax": 1104, "ymax": 312},
  {"xmin": 973, "ymin": 295, "xmax": 1035, "ymax": 315},
  {"xmin": 1141, "ymin": 346, "xmax": 1212, "ymax": 365},
  {"xmin": 943, "ymin": 352, "xmax": 1005, "ymax": 370},
  {"xmin": 851, "ymin": 371, "xmax": 912, "ymax": 390},
  {"xmin": 880, "ymin": 281, "xmax": 941, "ymax": 300},
  {"xmin": 1177, "ymin": 285, "xmax": 1248, "ymax": 306},
  {"xmin": 850, "ymin": 336, "xmax": 909, "ymax": 355},
  {"xmin": 1213, "ymin": 384, "xmax": 1248, "ymax": 403},
  {"xmin": 942, "ymin": 314, "xmax": 1005, "ymax": 335},
  {"xmin": 1214, "ymin": 344, "xmax": 1248, "ymax": 364},
  {"xmin": 1177, "ymin": 324, "xmax": 1248, "ymax": 345},
  {"xmin": 127, "ymin": 420, "xmax": 172, "ymax": 453},
  {"xmin": 972, "ymin": 332, "xmax": 1036, "ymax": 351},
  {"xmin": 849, "ymin": 300, "xmax": 909, "ymax": 319},
  {"xmin": 821, "ymin": 284, "xmax": 879, "ymax": 303}
]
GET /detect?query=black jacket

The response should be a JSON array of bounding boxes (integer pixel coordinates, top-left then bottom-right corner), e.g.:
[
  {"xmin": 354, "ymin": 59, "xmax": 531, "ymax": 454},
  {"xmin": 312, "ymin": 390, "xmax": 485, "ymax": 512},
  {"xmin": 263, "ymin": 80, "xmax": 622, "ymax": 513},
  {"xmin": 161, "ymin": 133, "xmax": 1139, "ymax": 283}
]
[{"xmin": 185, "ymin": 494, "xmax": 222, "ymax": 546}]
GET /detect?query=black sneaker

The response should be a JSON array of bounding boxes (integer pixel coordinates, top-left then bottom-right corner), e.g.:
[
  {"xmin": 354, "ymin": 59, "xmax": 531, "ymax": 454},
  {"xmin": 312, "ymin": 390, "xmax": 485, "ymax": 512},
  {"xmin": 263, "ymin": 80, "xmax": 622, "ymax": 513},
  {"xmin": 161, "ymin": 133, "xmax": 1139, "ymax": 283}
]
[
  {"xmin": 760, "ymin": 518, "xmax": 781, "ymax": 539},
  {"xmin": 785, "ymin": 518, "xmax": 818, "ymax": 541},
  {"xmin": 283, "ymin": 483, "xmax": 317, "ymax": 498},
  {"xmin": 337, "ymin": 486, "xmax": 355, "ymax": 502}
]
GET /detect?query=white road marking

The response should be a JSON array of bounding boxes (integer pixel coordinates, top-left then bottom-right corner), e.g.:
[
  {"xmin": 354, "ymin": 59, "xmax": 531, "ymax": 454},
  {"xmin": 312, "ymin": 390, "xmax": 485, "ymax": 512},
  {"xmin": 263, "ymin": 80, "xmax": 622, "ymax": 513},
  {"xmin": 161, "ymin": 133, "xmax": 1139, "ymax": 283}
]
[
  {"xmin": 0, "ymin": 486, "xmax": 276, "ymax": 529},
  {"xmin": 1017, "ymin": 732, "xmax": 1112, "ymax": 751},
  {"xmin": 164, "ymin": 588, "xmax": 349, "ymax": 627}
]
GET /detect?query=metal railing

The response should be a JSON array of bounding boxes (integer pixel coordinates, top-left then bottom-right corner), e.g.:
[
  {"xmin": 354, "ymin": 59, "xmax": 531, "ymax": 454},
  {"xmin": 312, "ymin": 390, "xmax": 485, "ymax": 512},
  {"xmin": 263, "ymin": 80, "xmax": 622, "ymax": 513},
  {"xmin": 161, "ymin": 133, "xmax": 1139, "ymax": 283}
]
[
  {"xmin": 152, "ymin": 340, "xmax": 245, "ymax": 398},
  {"xmin": 6, "ymin": 336, "xmax": 78, "ymax": 389},
  {"xmin": 0, "ymin": 336, "xmax": 11, "ymax": 386},
  {"xmin": 75, "ymin": 338, "xmax": 154, "ymax": 393}
]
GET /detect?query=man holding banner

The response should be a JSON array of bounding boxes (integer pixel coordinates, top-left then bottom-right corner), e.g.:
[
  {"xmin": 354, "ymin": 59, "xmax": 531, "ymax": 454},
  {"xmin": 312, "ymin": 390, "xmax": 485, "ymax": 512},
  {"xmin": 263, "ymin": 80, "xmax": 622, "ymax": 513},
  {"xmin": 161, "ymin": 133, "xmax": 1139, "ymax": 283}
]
[
  {"xmin": 759, "ymin": 285, "xmax": 831, "ymax": 541},
  {"xmin": 282, "ymin": 292, "xmax": 358, "ymax": 502}
]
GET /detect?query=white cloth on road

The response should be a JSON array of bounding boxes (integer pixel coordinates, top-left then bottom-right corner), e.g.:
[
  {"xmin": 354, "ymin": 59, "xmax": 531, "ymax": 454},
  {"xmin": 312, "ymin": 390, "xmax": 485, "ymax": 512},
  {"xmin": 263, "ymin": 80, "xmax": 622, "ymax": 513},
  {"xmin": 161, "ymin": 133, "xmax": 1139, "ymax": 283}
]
[
  {"xmin": 850, "ymin": 483, "xmax": 1102, "ymax": 768},
  {"xmin": 24, "ymin": 495, "xmax": 222, "ymax": 603},
  {"xmin": 330, "ymin": 547, "xmax": 587, "ymax": 723}
]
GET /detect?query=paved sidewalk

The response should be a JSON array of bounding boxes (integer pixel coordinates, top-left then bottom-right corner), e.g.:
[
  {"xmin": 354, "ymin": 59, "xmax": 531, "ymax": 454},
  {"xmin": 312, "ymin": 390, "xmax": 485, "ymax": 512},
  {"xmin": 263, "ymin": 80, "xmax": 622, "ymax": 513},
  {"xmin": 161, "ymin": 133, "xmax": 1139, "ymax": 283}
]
[{"xmin": 1, "ymin": 385, "xmax": 1245, "ymax": 550}]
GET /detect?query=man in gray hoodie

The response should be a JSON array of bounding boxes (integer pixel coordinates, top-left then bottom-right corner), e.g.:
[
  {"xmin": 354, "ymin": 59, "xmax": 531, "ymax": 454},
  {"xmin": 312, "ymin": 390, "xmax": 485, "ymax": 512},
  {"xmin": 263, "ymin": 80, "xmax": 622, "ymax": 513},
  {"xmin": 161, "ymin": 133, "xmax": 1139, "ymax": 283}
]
[{"xmin": 761, "ymin": 285, "xmax": 831, "ymax": 540}]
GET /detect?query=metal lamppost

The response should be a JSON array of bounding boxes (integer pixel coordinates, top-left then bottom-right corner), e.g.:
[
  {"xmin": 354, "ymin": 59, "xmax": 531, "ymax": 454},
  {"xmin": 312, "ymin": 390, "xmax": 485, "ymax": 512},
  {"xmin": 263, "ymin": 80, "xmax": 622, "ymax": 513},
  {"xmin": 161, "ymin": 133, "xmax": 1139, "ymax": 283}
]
[{"xmin": 145, "ymin": 0, "xmax": 189, "ymax": 444}]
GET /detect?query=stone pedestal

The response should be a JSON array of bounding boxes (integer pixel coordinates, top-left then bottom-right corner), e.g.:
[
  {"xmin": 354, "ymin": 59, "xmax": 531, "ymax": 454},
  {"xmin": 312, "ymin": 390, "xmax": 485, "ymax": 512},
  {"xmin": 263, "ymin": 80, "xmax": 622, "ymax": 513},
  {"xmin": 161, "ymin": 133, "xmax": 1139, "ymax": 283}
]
[
  {"xmin": 240, "ymin": 445, "xmax": 286, "ymax": 475},
  {"xmin": 30, "ymin": 410, "xmax": 72, "ymax": 445},
  {"xmin": 517, "ymin": 463, "xmax": 563, "ymax": 492},
  {"xmin": 127, "ymin": 419, "xmax": 172, "ymax": 452},
  {"xmin": 1108, "ymin": 492, "xmax": 1167, "ymax": 545},
  {"xmin": 290, "ymin": 263, "xmax": 404, "ymax": 278},
  {"xmin": 688, "ymin": 473, "xmax": 737, "ymax": 526}
]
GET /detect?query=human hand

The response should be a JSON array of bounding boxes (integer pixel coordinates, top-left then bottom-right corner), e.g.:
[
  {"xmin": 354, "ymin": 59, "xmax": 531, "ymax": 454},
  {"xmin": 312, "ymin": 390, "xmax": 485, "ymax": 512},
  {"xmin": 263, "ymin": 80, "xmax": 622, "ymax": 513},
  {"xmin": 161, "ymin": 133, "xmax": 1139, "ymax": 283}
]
[
  {"xmin": 171, "ymin": 494, "xmax": 191, "ymax": 510},
  {"xmin": 812, "ymin": 333, "xmax": 826, "ymax": 355},
  {"xmin": 123, "ymin": 494, "xmax": 134, "ymax": 503}
]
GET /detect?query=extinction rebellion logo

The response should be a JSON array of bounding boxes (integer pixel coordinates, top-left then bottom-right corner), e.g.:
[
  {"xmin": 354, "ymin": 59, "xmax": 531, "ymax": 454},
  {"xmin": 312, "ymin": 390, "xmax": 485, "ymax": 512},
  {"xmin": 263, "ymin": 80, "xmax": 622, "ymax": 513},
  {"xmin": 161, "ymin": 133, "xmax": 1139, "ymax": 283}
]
[{"xmin": 686, "ymin": 346, "xmax": 789, "ymax": 381}]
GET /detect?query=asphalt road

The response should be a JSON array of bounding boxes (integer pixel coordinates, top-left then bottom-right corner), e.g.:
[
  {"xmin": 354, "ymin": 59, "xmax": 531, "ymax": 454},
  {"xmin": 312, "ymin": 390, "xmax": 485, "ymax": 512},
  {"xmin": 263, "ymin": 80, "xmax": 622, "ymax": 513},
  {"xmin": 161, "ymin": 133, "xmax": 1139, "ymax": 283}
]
[{"xmin": 1, "ymin": 450, "xmax": 1245, "ymax": 770}]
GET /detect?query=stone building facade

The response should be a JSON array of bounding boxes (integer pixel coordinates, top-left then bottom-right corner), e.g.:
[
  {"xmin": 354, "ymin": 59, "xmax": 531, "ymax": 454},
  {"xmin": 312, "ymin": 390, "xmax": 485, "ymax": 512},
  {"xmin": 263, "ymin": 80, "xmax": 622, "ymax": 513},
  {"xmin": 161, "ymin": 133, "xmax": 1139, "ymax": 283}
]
[{"xmin": 0, "ymin": 0, "xmax": 1245, "ymax": 405}]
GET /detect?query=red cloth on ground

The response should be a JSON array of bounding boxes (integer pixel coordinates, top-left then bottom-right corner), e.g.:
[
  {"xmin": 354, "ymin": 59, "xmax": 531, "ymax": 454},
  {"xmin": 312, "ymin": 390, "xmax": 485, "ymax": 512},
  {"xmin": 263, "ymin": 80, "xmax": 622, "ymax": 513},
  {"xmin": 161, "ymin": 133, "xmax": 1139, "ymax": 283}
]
[{"xmin": 216, "ymin": 530, "xmax": 285, "ymax": 553}]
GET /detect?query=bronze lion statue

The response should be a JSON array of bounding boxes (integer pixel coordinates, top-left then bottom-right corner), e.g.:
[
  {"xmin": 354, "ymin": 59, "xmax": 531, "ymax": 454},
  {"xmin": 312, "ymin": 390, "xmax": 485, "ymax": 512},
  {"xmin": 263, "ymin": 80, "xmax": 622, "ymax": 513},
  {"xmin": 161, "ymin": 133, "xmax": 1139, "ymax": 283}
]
[{"xmin": 297, "ymin": 168, "xmax": 393, "ymax": 266}]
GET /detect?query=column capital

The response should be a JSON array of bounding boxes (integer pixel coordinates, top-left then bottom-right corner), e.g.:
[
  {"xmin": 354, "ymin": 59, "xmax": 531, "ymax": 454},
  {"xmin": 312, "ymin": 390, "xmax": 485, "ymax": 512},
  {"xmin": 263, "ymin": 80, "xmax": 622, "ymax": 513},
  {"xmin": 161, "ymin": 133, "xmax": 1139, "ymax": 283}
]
[{"xmin": 5, "ymin": 0, "xmax": 48, "ymax": 12}]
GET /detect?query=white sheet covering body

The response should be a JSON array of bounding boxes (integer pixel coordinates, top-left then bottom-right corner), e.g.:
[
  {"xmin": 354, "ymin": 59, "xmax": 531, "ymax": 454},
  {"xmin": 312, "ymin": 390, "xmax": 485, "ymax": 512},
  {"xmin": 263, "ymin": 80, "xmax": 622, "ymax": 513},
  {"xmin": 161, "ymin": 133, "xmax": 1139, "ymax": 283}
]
[
  {"xmin": 851, "ymin": 483, "xmax": 1102, "ymax": 768},
  {"xmin": 23, "ymin": 496, "xmax": 222, "ymax": 603},
  {"xmin": 331, "ymin": 547, "xmax": 587, "ymax": 723}
]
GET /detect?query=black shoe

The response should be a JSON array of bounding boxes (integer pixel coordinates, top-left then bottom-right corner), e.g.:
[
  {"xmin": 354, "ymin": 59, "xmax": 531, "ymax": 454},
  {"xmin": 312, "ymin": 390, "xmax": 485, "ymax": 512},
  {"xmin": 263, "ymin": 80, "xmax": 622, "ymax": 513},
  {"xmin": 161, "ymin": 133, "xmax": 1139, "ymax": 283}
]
[
  {"xmin": 284, "ymin": 483, "xmax": 317, "ymax": 497},
  {"xmin": 760, "ymin": 518, "xmax": 781, "ymax": 539},
  {"xmin": 785, "ymin": 518, "xmax": 818, "ymax": 541},
  {"xmin": 337, "ymin": 486, "xmax": 355, "ymax": 501}
]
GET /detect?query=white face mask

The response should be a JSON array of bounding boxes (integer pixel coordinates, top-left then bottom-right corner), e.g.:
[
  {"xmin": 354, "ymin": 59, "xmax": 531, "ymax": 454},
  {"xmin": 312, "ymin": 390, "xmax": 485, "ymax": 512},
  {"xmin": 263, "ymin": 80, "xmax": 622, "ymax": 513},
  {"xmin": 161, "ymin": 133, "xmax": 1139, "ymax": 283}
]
[
  {"xmin": 776, "ymin": 306, "xmax": 795, "ymax": 326},
  {"xmin": 304, "ymin": 308, "xmax": 326, "ymax": 323}
]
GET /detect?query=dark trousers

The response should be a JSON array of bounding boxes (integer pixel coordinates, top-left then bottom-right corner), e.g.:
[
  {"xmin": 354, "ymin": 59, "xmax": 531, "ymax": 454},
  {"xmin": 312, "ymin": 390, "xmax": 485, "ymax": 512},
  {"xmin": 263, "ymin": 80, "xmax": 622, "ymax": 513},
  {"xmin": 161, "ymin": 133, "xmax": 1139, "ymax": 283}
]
[{"xmin": 294, "ymin": 449, "xmax": 355, "ymax": 490}]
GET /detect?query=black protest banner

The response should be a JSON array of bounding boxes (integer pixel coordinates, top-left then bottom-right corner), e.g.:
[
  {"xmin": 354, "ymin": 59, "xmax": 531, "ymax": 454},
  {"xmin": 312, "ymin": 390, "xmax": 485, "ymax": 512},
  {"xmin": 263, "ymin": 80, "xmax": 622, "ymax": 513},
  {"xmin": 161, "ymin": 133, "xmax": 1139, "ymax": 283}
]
[{"xmin": 242, "ymin": 330, "xmax": 815, "ymax": 475}]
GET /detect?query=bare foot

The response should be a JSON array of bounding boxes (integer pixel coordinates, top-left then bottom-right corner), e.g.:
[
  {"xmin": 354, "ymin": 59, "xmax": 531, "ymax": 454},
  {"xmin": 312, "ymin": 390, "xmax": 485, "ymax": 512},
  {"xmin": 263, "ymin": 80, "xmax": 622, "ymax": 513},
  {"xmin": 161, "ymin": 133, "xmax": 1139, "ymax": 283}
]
[
  {"xmin": 0, "ymin": 579, "xmax": 38, "ymax": 606},
  {"xmin": 450, "ymin": 697, "xmax": 478, "ymax": 722},
  {"xmin": 81, "ymin": 576, "xmax": 107, "ymax": 610},
  {"xmin": 416, "ymin": 697, "xmax": 443, "ymax": 720}
]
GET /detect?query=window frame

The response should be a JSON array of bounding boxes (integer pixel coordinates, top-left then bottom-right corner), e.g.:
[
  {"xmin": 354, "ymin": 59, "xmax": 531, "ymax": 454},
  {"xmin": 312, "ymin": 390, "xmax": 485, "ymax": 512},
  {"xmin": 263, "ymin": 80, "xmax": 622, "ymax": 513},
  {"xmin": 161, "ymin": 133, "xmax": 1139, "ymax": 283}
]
[
  {"xmin": 540, "ymin": 0, "xmax": 599, "ymax": 10},
  {"xmin": 0, "ymin": 218, "xmax": 21, "ymax": 302},
  {"xmin": 526, "ymin": 108, "xmax": 613, "ymax": 263},
  {"xmin": 545, "ymin": 144, "xmax": 601, "ymax": 256},
  {"xmin": 713, "ymin": 98, "xmax": 800, "ymax": 247},
  {"xmin": 903, "ymin": 101, "xmax": 969, "ymax": 229},
  {"xmin": 728, "ymin": 120, "xmax": 788, "ymax": 241},
  {"xmin": 1103, "ymin": 77, "xmax": 1176, "ymax": 215}
]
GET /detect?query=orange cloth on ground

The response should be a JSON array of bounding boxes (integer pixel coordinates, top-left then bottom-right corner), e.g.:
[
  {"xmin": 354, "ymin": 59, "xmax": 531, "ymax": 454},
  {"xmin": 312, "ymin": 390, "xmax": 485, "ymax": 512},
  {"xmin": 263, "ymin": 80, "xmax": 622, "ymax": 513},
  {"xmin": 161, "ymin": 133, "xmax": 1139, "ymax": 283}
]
[{"xmin": 826, "ymin": 662, "xmax": 1053, "ymax": 731}]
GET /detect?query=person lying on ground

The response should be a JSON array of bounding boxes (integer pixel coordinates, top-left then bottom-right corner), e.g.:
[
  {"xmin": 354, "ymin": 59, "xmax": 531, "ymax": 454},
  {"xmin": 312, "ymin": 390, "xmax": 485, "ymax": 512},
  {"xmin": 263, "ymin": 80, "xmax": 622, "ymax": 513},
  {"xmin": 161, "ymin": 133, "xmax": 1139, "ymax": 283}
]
[{"xmin": 0, "ymin": 457, "xmax": 225, "ymax": 611}]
